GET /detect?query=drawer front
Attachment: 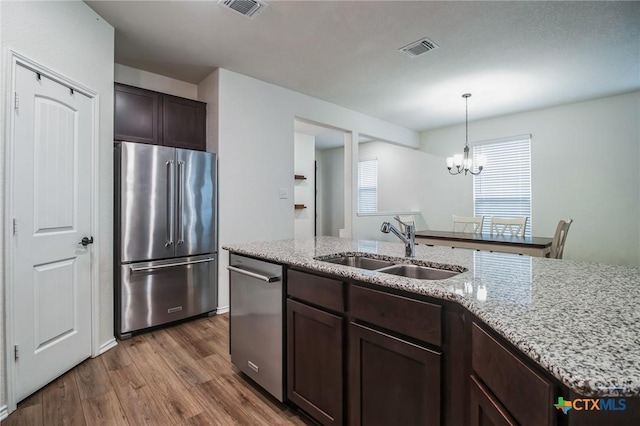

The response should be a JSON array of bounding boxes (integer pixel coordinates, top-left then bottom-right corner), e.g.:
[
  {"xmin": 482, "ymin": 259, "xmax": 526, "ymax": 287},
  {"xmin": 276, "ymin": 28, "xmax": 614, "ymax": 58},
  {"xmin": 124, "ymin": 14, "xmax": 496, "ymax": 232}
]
[
  {"xmin": 350, "ymin": 285, "xmax": 441, "ymax": 346},
  {"xmin": 287, "ymin": 269, "xmax": 344, "ymax": 313},
  {"xmin": 120, "ymin": 255, "xmax": 217, "ymax": 335},
  {"xmin": 472, "ymin": 323, "xmax": 554, "ymax": 426}
]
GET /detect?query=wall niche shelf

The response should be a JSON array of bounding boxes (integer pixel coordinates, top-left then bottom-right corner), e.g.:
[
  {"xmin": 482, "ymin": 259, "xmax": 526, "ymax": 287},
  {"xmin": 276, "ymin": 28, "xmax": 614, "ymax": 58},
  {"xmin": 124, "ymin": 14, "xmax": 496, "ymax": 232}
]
[
  {"xmin": 294, "ymin": 174, "xmax": 307, "ymax": 180},
  {"xmin": 294, "ymin": 204, "xmax": 307, "ymax": 210}
]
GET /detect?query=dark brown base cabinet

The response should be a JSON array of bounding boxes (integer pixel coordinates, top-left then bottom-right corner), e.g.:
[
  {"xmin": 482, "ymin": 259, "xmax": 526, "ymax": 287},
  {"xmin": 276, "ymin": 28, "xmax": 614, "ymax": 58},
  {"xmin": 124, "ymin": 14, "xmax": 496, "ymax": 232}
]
[
  {"xmin": 470, "ymin": 375, "xmax": 518, "ymax": 426},
  {"xmin": 282, "ymin": 267, "xmax": 640, "ymax": 426},
  {"xmin": 287, "ymin": 300, "xmax": 344, "ymax": 426},
  {"xmin": 349, "ymin": 322, "xmax": 441, "ymax": 426},
  {"xmin": 287, "ymin": 270, "xmax": 345, "ymax": 426},
  {"xmin": 471, "ymin": 323, "xmax": 555, "ymax": 426},
  {"xmin": 115, "ymin": 83, "xmax": 206, "ymax": 151}
]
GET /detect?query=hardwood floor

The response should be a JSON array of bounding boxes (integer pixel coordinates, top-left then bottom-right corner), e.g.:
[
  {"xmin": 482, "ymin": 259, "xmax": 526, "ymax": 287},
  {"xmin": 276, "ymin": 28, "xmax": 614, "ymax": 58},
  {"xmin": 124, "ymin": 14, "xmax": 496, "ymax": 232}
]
[{"xmin": 2, "ymin": 314, "xmax": 313, "ymax": 426}]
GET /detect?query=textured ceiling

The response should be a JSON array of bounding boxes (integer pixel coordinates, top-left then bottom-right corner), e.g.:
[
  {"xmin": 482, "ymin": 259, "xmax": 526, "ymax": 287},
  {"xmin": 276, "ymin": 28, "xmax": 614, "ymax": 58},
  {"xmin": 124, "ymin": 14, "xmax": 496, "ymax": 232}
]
[{"xmin": 87, "ymin": 1, "xmax": 640, "ymax": 131}]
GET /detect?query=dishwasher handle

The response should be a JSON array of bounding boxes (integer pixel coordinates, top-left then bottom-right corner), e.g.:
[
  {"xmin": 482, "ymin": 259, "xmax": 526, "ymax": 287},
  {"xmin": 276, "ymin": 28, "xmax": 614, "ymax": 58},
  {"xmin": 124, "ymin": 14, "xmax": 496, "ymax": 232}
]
[{"xmin": 227, "ymin": 265, "xmax": 281, "ymax": 283}]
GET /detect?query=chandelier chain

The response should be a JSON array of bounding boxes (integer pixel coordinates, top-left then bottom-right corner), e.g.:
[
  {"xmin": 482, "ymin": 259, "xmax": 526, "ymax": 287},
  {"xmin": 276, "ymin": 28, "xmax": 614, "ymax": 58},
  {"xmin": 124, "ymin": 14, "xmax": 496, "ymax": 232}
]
[
  {"xmin": 465, "ymin": 95, "xmax": 469, "ymax": 148},
  {"xmin": 446, "ymin": 93, "xmax": 483, "ymax": 176}
]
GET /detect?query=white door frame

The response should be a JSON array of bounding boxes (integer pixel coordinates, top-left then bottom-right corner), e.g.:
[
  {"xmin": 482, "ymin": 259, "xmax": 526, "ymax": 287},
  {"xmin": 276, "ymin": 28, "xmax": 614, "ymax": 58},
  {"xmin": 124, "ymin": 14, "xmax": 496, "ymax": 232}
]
[{"xmin": 3, "ymin": 50, "xmax": 101, "ymax": 413}]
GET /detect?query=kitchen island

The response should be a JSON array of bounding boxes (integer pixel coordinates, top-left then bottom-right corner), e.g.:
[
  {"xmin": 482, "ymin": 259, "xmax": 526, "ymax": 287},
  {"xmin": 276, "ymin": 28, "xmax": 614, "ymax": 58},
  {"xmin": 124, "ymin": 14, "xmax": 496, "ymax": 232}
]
[{"xmin": 224, "ymin": 236, "xmax": 640, "ymax": 425}]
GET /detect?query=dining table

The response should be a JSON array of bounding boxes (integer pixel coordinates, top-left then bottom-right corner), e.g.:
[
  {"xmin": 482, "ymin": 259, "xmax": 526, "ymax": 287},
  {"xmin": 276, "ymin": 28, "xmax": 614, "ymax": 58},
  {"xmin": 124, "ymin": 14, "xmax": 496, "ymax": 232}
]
[{"xmin": 414, "ymin": 230, "xmax": 554, "ymax": 257}]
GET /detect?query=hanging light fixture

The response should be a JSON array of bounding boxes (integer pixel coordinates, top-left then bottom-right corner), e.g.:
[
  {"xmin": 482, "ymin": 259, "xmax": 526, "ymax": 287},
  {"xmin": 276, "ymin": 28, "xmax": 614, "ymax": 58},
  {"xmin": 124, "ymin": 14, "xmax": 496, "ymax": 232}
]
[{"xmin": 446, "ymin": 93, "xmax": 485, "ymax": 175}]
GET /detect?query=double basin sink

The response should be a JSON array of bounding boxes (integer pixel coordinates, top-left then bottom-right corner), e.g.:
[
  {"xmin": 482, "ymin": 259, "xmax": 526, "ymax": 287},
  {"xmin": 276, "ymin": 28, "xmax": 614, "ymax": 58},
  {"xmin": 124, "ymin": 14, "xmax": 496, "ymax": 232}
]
[{"xmin": 318, "ymin": 254, "xmax": 462, "ymax": 280}]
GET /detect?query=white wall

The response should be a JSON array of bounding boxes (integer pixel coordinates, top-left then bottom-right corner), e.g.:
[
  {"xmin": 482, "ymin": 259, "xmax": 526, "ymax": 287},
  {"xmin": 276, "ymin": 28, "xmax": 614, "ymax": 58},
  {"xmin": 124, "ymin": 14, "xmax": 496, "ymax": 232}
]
[
  {"xmin": 353, "ymin": 141, "xmax": 438, "ymax": 241},
  {"xmin": 294, "ymin": 133, "xmax": 316, "ymax": 239},
  {"xmin": 421, "ymin": 91, "xmax": 640, "ymax": 266},
  {"xmin": 198, "ymin": 69, "xmax": 219, "ymax": 153},
  {"xmin": 317, "ymin": 147, "xmax": 345, "ymax": 237},
  {"xmin": 315, "ymin": 149, "xmax": 325, "ymax": 236},
  {"xmin": 115, "ymin": 64, "xmax": 198, "ymax": 100},
  {"xmin": 358, "ymin": 141, "xmax": 425, "ymax": 212},
  {"xmin": 203, "ymin": 68, "xmax": 419, "ymax": 309},
  {"xmin": 0, "ymin": 0, "xmax": 114, "ymax": 410}
]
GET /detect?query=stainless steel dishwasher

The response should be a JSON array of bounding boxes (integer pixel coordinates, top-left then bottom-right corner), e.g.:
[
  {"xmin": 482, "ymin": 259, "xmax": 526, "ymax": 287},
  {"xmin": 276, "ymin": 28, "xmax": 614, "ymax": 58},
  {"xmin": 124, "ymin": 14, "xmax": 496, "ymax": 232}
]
[{"xmin": 228, "ymin": 253, "xmax": 284, "ymax": 401}]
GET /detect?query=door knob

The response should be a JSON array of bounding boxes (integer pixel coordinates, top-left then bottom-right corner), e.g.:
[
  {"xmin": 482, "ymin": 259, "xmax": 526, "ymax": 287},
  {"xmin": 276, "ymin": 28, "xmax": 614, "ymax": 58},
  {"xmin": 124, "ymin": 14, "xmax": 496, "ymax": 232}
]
[{"xmin": 80, "ymin": 236, "xmax": 94, "ymax": 246}]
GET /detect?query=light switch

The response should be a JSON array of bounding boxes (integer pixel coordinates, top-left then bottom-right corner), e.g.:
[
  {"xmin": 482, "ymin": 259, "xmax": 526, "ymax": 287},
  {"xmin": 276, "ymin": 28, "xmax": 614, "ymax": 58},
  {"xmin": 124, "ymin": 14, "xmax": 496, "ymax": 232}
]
[{"xmin": 279, "ymin": 188, "xmax": 289, "ymax": 199}]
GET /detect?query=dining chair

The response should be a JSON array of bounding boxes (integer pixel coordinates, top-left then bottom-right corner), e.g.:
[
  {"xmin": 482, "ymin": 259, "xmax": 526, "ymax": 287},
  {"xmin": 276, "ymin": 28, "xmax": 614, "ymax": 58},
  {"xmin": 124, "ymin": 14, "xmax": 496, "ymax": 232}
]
[
  {"xmin": 549, "ymin": 219, "xmax": 573, "ymax": 259},
  {"xmin": 489, "ymin": 217, "xmax": 528, "ymax": 237},
  {"xmin": 452, "ymin": 215, "xmax": 484, "ymax": 234},
  {"xmin": 394, "ymin": 215, "xmax": 416, "ymax": 233}
]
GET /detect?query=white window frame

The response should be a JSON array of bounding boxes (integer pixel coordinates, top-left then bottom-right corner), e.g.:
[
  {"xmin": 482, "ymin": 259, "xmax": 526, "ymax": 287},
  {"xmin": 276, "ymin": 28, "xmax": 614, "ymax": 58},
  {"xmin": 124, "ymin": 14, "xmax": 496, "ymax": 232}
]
[
  {"xmin": 473, "ymin": 134, "xmax": 532, "ymax": 236},
  {"xmin": 357, "ymin": 159, "xmax": 378, "ymax": 214}
]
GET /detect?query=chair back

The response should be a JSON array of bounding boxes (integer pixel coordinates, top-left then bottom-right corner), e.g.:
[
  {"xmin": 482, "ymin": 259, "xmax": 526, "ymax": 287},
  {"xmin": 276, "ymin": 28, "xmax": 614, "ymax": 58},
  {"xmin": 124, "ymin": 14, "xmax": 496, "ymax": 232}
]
[
  {"xmin": 452, "ymin": 215, "xmax": 484, "ymax": 234},
  {"xmin": 490, "ymin": 217, "xmax": 527, "ymax": 237},
  {"xmin": 550, "ymin": 219, "xmax": 573, "ymax": 259},
  {"xmin": 394, "ymin": 215, "xmax": 416, "ymax": 233}
]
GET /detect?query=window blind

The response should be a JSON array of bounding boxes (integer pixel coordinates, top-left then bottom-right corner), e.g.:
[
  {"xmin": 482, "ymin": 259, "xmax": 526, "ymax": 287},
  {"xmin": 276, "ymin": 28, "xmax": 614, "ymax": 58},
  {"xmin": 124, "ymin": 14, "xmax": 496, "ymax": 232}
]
[
  {"xmin": 358, "ymin": 159, "xmax": 377, "ymax": 214},
  {"xmin": 473, "ymin": 135, "xmax": 532, "ymax": 236}
]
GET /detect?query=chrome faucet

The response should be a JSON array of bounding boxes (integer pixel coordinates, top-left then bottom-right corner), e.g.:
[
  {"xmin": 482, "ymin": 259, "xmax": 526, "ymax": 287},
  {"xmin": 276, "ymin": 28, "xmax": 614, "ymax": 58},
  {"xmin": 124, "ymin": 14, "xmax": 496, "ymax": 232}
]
[{"xmin": 381, "ymin": 221, "xmax": 415, "ymax": 257}]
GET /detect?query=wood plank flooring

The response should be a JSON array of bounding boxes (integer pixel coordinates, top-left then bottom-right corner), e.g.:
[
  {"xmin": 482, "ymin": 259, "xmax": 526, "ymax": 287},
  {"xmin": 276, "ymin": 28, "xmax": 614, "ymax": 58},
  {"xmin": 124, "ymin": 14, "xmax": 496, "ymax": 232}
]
[{"xmin": 2, "ymin": 314, "xmax": 312, "ymax": 426}]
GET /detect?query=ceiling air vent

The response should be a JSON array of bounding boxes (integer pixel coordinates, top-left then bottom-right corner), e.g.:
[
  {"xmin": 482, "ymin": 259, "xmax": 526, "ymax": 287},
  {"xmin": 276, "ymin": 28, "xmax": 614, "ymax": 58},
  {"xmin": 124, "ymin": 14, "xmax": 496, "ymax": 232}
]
[
  {"xmin": 399, "ymin": 37, "xmax": 439, "ymax": 58},
  {"xmin": 219, "ymin": 0, "xmax": 267, "ymax": 19}
]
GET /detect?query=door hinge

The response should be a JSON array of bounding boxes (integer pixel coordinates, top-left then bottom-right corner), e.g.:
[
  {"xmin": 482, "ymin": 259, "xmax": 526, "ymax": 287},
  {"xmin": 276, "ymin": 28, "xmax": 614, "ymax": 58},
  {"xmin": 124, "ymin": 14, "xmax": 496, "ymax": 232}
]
[
  {"xmin": 13, "ymin": 218, "xmax": 17, "ymax": 236},
  {"xmin": 14, "ymin": 345, "xmax": 19, "ymax": 361},
  {"xmin": 14, "ymin": 92, "xmax": 19, "ymax": 112}
]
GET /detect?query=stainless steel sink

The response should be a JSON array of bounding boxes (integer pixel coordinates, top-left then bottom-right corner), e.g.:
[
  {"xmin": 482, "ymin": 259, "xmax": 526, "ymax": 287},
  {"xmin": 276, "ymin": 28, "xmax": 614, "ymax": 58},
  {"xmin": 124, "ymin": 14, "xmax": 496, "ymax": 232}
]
[
  {"xmin": 376, "ymin": 264, "xmax": 460, "ymax": 280},
  {"xmin": 318, "ymin": 254, "xmax": 461, "ymax": 280},
  {"xmin": 321, "ymin": 255, "xmax": 396, "ymax": 270}
]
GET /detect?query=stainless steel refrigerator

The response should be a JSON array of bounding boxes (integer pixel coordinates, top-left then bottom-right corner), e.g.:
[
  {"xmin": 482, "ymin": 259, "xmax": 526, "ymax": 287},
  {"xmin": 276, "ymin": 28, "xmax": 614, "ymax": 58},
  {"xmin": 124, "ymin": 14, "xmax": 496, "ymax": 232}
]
[{"xmin": 114, "ymin": 141, "xmax": 217, "ymax": 339}]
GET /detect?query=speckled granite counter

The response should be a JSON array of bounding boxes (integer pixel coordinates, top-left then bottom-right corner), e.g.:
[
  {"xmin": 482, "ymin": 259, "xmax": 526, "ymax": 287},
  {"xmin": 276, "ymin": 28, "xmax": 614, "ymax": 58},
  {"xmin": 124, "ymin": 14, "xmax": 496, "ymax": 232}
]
[{"xmin": 223, "ymin": 236, "xmax": 640, "ymax": 398}]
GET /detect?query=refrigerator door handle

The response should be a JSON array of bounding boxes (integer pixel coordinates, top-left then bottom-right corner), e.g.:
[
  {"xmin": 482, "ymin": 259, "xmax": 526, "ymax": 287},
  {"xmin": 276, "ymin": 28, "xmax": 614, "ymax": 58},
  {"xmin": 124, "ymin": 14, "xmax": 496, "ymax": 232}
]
[
  {"xmin": 130, "ymin": 257, "xmax": 216, "ymax": 274},
  {"xmin": 177, "ymin": 160, "xmax": 185, "ymax": 245},
  {"xmin": 165, "ymin": 160, "xmax": 175, "ymax": 247}
]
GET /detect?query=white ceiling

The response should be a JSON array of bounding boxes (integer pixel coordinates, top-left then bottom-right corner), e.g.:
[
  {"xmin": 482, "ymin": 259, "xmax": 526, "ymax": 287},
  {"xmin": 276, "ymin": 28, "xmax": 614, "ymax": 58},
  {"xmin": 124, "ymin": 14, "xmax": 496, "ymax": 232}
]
[{"xmin": 86, "ymin": 1, "xmax": 640, "ymax": 132}]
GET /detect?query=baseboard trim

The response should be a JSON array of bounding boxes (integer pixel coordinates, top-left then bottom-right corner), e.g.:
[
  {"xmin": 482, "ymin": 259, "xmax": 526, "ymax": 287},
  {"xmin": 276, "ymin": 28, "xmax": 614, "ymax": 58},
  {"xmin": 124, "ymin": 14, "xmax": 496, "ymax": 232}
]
[
  {"xmin": 99, "ymin": 337, "xmax": 118, "ymax": 355},
  {"xmin": 216, "ymin": 305, "xmax": 229, "ymax": 314},
  {"xmin": 1, "ymin": 405, "xmax": 8, "ymax": 421}
]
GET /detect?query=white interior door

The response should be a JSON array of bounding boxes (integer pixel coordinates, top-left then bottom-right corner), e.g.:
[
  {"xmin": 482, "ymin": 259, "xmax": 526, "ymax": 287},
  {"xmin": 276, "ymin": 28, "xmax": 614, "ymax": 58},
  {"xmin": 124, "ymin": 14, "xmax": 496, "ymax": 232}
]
[{"xmin": 12, "ymin": 64, "xmax": 93, "ymax": 402}]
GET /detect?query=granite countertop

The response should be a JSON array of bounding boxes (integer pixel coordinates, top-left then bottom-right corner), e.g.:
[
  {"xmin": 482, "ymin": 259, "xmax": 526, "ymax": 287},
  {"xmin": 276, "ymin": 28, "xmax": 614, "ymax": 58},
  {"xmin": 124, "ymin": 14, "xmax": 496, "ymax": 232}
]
[{"xmin": 223, "ymin": 236, "xmax": 640, "ymax": 398}]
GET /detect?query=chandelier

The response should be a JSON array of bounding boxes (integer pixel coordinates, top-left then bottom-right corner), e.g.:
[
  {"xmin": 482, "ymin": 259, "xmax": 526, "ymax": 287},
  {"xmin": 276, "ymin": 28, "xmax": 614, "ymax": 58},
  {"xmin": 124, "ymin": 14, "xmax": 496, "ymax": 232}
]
[{"xmin": 446, "ymin": 93, "xmax": 485, "ymax": 175}]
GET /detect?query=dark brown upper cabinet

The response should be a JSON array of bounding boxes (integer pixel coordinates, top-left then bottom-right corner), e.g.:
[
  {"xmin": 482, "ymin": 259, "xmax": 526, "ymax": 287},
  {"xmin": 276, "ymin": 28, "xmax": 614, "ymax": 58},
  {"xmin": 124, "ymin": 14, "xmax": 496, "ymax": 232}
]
[
  {"xmin": 114, "ymin": 83, "xmax": 206, "ymax": 151},
  {"xmin": 162, "ymin": 95, "xmax": 206, "ymax": 151},
  {"xmin": 114, "ymin": 84, "xmax": 161, "ymax": 145}
]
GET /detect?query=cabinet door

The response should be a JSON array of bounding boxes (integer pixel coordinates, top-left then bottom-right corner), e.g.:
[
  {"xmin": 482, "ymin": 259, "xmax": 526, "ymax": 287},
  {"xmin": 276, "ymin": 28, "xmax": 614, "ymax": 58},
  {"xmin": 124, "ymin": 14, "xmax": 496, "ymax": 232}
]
[
  {"xmin": 287, "ymin": 299, "xmax": 343, "ymax": 426},
  {"xmin": 162, "ymin": 95, "xmax": 206, "ymax": 151},
  {"xmin": 470, "ymin": 375, "xmax": 517, "ymax": 426},
  {"xmin": 472, "ymin": 323, "xmax": 554, "ymax": 426},
  {"xmin": 349, "ymin": 322, "xmax": 441, "ymax": 426},
  {"xmin": 114, "ymin": 83, "xmax": 161, "ymax": 144}
]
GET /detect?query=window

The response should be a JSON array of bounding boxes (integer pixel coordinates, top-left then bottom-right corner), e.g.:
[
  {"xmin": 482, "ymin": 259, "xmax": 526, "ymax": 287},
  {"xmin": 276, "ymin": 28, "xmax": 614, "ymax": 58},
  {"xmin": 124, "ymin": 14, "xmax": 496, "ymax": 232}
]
[
  {"xmin": 473, "ymin": 135, "xmax": 532, "ymax": 235},
  {"xmin": 358, "ymin": 159, "xmax": 377, "ymax": 214}
]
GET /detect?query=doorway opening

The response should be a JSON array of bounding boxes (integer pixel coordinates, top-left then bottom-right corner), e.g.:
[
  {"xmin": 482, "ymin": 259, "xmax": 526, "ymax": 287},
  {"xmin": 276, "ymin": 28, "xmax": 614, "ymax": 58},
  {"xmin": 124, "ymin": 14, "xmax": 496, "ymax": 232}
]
[{"xmin": 293, "ymin": 119, "xmax": 348, "ymax": 238}]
